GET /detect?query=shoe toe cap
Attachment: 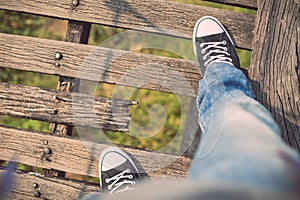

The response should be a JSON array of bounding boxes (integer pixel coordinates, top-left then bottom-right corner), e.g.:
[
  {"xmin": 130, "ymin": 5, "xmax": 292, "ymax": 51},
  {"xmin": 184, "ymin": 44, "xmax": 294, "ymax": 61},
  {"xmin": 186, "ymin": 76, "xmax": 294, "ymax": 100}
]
[
  {"xmin": 101, "ymin": 151, "xmax": 127, "ymax": 171},
  {"xmin": 195, "ymin": 18, "xmax": 224, "ymax": 37}
]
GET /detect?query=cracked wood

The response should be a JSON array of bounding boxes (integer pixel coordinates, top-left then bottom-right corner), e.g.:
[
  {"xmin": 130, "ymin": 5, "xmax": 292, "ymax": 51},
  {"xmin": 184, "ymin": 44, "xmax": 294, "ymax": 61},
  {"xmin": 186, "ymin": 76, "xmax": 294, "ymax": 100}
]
[{"xmin": 0, "ymin": 83, "xmax": 133, "ymax": 132}]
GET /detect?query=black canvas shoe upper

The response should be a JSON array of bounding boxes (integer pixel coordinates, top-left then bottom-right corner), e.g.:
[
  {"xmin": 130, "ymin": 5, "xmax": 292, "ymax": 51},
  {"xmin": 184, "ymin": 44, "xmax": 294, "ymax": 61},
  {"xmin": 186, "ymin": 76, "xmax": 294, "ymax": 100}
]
[
  {"xmin": 100, "ymin": 161, "xmax": 140, "ymax": 194},
  {"xmin": 99, "ymin": 147, "xmax": 147, "ymax": 195},
  {"xmin": 193, "ymin": 17, "xmax": 240, "ymax": 74}
]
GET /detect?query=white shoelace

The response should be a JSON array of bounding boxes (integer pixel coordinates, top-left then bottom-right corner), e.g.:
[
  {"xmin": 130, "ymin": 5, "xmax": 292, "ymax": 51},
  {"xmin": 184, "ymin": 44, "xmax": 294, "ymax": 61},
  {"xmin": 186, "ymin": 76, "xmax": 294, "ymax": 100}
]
[
  {"xmin": 105, "ymin": 168, "xmax": 136, "ymax": 194},
  {"xmin": 200, "ymin": 40, "xmax": 233, "ymax": 67}
]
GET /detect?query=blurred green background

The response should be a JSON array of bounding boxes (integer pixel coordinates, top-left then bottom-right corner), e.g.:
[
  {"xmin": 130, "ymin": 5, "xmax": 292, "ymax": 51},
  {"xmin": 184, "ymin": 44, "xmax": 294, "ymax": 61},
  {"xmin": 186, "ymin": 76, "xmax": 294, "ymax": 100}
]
[{"xmin": 0, "ymin": 0, "xmax": 254, "ymax": 153}]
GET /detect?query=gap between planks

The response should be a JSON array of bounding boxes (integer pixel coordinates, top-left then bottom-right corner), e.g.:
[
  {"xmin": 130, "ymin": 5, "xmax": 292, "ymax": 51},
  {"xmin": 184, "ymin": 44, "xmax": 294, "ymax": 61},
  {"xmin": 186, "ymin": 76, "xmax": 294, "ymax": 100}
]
[{"xmin": 203, "ymin": 0, "xmax": 257, "ymax": 9}]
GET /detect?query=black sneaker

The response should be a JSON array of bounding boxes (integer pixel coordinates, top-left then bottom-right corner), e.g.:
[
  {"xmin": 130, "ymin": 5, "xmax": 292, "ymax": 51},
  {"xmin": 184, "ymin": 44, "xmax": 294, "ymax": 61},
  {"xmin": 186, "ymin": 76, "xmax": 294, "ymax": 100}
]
[
  {"xmin": 193, "ymin": 16, "xmax": 240, "ymax": 74},
  {"xmin": 99, "ymin": 146, "xmax": 147, "ymax": 194}
]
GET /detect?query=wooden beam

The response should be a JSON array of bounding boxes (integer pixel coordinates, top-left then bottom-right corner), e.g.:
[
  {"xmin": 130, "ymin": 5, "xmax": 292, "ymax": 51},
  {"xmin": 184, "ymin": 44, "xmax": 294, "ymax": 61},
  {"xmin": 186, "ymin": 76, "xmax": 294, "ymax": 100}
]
[
  {"xmin": 65, "ymin": 20, "xmax": 91, "ymax": 44},
  {"xmin": 203, "ymin": 0, "xmax": 257, "ymax": 9},
  {"xmin": 0, "ymin": 33, "xmax": 201, "ymax": 97},
  {"xmin": 249, "ymin": 0, "xmax": 300, "ymax": 151},
  {"xmin": 0, "ymin": 83, "xmax": 133, "ymax": 132},
  {"xmin": 1, "ymin": 169, "xmax": 99, "ymax": 200},
  {"xmin": 48, "ymin": 19, "xmax": 92, "ymax": 178},
  {"xmin": 0, "ymin": 0, "xmax": 255, "ymax": 49},
  {"xmin": 49, "ymin": 21, "xmax": 91, "ymax": 136},
  {"xmin": 0, "ymin": 126, "xmax": 191, "ymax": 178}
]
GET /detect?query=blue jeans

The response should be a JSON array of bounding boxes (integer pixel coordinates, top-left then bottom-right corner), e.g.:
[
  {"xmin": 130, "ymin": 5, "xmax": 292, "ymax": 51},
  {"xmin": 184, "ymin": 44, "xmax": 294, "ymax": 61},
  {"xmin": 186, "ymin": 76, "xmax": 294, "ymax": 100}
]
[
  {"xmin": 189, "ymin": 62, "xmax": 300, "ymax": 192},
  {"xmin": 80, "ymin": 63, "xmax": 300, "ymax": 200}
]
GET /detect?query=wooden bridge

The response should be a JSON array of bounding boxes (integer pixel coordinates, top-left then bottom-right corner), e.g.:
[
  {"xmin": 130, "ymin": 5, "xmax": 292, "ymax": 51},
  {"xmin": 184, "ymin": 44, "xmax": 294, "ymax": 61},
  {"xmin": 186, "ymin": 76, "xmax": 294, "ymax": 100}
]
[{"xmin": 0, "ymin": 0, "xmax": 299, "ymax": 199}]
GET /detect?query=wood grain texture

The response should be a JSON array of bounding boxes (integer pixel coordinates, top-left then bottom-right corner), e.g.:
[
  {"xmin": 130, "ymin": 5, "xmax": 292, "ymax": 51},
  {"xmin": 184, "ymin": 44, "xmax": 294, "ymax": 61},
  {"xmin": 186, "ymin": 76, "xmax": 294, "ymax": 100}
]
[
  {"xmin": 249, "ymin": 0, "xmax": 300, "ymax": 151},
  {"xmin": 0, "ymin": 83, "xmax": 133, "ymax": 132},
  {"xmin": 0, "ymin": 126, "xmax": 191, "ymax": 178},
  {"xmin": 0, "ymin": 33, "xmax": 201, "ymax": 97},
  {"xmin": 65, "ymin": 20, "xmax": 91, "ymax": 44},
  {"xmin": 204, "ymin": 0, "xmax": 257, "ymax": 9},
  {"xmin": 0, "ymin": 0, "xmax": 255, "ymax": 49},
  {"xmin": 1, "ymin": 169, "xmax": 100, "ymax": 200}
]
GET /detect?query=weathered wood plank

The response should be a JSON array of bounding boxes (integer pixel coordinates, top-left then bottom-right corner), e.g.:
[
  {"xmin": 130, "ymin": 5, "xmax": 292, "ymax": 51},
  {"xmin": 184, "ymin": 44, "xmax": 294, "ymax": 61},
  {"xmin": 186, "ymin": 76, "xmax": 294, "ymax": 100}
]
[
  {"xmin": 249, "ymin": 0, "xmax": 300, "ymax": 151},
  {"xmin": 1, "ymin": 169, "xmax": 100, "ymax": 200},
  {"xmin": 204, "ymin": 0, "xmax": 257, "ymax": 9},
  {"xmin": 0, "ymin": 0, "xmax": 255, "ymax": 49},
  {"xmin": 0, "ymin": 83, "xmax": 133, "ymax": 132},
  {"xmin": 0, "ymin": 126, "xmax": 191, "ymax": 178},
  {"xmin": 0, "ymin": 33, "xmax": 201, "ymax": 97}
]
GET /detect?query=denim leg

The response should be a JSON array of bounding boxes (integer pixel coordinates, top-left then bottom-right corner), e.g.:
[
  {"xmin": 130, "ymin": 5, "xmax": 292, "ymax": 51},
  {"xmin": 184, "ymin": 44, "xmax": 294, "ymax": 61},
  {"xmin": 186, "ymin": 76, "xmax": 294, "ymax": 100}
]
[
  {"xmin": 190, "ymin": 62, "xmax": 300, "ymax": 192},
  {"xmin": 196, "ymin": 62, "xmax": 256, "ymax": 134}
]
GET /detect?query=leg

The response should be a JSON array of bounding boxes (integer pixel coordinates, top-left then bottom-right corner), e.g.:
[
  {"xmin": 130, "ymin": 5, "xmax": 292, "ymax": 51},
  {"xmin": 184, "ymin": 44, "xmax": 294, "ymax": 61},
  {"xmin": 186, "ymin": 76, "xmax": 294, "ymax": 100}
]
[
  {"xmin": 190, "ymin": 63, "xmax": 300, "ymax": 191},
  {"xmin": 80, "ymin": 16, "xmax": 300, "ymax": 200},
  {"xmin": 190, "ymin": 16, "xmax": 300, "ymax": 192}
]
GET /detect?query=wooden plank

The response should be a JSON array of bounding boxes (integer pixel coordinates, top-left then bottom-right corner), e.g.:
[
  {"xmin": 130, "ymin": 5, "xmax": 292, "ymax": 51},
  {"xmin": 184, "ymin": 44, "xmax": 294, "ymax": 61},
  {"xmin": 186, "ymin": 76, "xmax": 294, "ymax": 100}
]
[
  {"xmin": 203, "ymin": 0, "xmax": 257, "ymax": 9},
  {"xmin": 0, "ymin": 0, "xmax": 255, "ymax": 49},
  {"xmin": 0, "ymin": 82, "xmax": 133, "ymax": 132},
  {"xmin": 0, "ymin": 33, "xmax": 201, "ymax": 97},
  {"xmin": 0, "ymin": 126, "xmax": 191, "ymax": 178},
  {"xmin": 249, "ymin": 0, "xmax": 300, "ymax": 151},
  {"xmin": 1, "ymin": 169, "xmax": 100, "ymax": 200}
]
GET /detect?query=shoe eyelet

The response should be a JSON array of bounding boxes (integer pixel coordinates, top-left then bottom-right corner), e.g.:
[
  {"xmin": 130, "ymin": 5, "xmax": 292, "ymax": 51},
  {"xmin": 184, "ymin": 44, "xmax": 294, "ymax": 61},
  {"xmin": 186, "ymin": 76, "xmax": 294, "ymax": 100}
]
[
  {"xmin": 203, "ymin": 56, "xmax": 207, "ymax": 60},
  {"xmin": 204, "ymin": 63, "xmax": 208, "ymax": 67},
  {"xmin": 201, "ymin": 49, "xmax": 205, "ymax": 54},
  {"xmin": 200, "ymin": 43, "xmax": 204, "ymax": 48},
  {"xmin": 223, "ymin": 40, "xmax": 227, "ymax": 45},
  {"xmin": 105, "ymin": 178, "xmax": 110, "ymax": 183}
]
